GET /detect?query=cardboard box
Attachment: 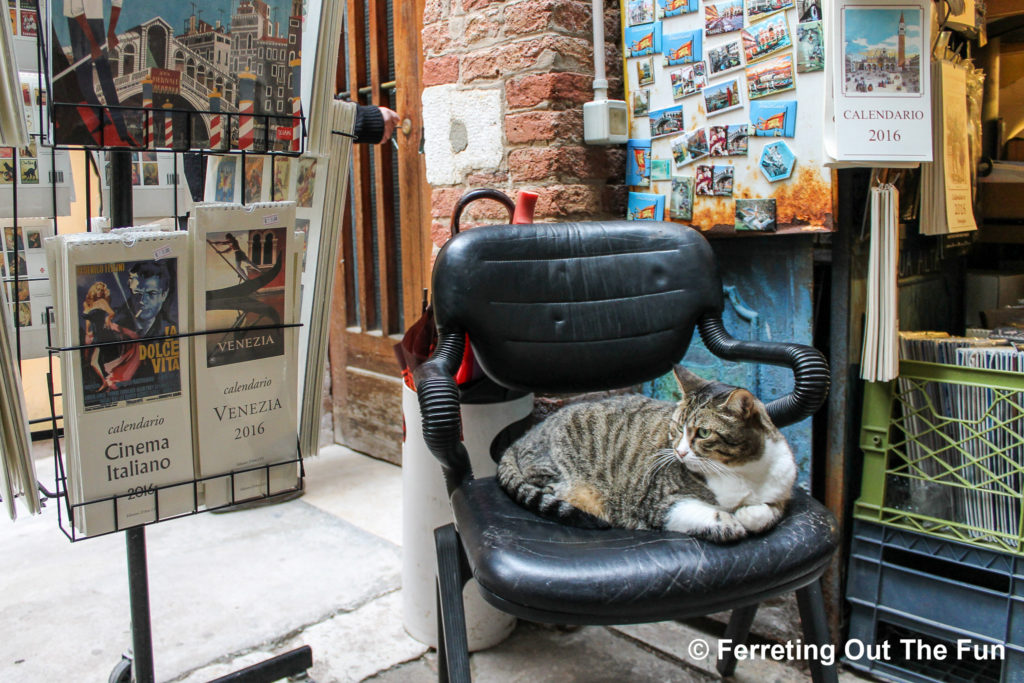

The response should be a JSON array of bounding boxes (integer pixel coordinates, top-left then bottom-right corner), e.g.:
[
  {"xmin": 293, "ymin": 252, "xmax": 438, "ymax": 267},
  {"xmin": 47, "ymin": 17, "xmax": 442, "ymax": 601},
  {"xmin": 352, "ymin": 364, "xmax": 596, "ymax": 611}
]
[{"xmin": 965, "ymin": 271, "xmax": 1024, "ymax": 327}]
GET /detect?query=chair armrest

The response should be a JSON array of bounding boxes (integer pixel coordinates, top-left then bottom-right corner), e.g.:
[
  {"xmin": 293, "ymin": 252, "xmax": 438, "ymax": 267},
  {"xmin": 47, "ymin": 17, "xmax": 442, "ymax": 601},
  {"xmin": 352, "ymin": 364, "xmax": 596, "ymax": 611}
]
[
  {"xmin": 697, "ymin": 314, "xmax": 829, "ymax": 428},
  {"xmin": 412, "ymin": 331, "xmax": 473, "ymax": 494}
]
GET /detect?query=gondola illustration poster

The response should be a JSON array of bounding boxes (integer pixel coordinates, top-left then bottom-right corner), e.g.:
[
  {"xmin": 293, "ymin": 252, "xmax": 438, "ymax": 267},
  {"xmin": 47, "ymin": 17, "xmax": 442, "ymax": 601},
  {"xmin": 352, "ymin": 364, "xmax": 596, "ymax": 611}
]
[
  {"xmin": 203, "ymin": 227, "xmax": 287, "ymax": 367},
  {"xmin": 76, "ymin": 257, "xmax": 181, "ymax": 410},
  {"xmin": 48, "ymin": 0, "xmax": 305, "ymax": 150}
]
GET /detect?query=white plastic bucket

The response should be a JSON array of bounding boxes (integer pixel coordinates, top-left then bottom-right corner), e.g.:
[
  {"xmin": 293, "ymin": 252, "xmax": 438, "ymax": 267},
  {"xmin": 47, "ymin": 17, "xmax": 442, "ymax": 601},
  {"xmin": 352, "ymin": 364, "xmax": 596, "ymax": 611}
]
[{"xmin": 400, "ymin": 384, "xmax": 533, "ymax": 651}]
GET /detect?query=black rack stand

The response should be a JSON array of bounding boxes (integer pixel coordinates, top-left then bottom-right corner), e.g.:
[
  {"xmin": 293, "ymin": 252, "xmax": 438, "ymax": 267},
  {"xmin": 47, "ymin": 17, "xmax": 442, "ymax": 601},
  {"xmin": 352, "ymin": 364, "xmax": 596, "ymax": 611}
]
[
  {"xmin": 56, "ymin": 149, "xmax": 313, "ymax": 683},
  {"xmin": 7, "ymin": 23, "xmax": 319, "ymax": 678}
]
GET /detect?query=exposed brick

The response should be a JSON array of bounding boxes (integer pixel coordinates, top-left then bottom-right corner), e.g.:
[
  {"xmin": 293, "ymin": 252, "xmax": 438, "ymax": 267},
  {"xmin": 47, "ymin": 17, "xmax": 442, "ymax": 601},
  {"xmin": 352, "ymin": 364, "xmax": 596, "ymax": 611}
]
[
  {"xmin": 423, "ymin": 56, "xmax": 460, "ymax": 86},
  {"xmin": 552, "ymin": 1, "xmax": 592, "ymax": 35},
  {"xmin": 431, "ymin": 187, "xmax": 465, "ymax": 218},
  {"xmin": 603, "ymin": 148, "xmax": 625, "ymax": 179},
  {"xmin": 462, "ymin": 36, "xmax": 592, "ymax": 84},
  {"xmin": 430, "ymin": 220, "xmax": 452, "ymax": 248},
  {"xmin": 505, "ymin": 72, "xmax": 593, "ymax": 108},
  {"xmin": 465, "ymin": 195, "xmax": 516, "ymax": 220},
  {"xmin": 461, "ymin": 50, "xmax": 503, "ymax": 82},
  {"xmin": 505, "ymin": 110, "xmax": 582, "ymax": 143},
  {"xmin": 504, "ymin": 0, "xmax": 553, "ymax": 35},
  {"xmin": 504, "ymin": 0, "xmax": 590, "ymax": 36},
  {"xmin": 422, "ymin": 22, "xmax": 451, "ymax": 55},
  {"xmin": 602, "ymin": 184, "xmax": 628, "ymax": 217},
  {"xmin": 461, "ymin": 0, "xmax": 497, "ymax": 11},
  {"xmin": 465, "ymin": 13, "xmax": 502, "ymax": 45},
  {"xmin": 509, "ymin": 146, "xmax": 597, "ymax": 181},
  {"xmin": 465, "ymin": 171, "xmax": 510, "ymax": 185},
  {"xmin": 424, "ymin": 0, "xmax": 446, "ymax": 23},
  {"xmin": 534, "ymin": 184, "xmax": 605, "ymax": 217}
]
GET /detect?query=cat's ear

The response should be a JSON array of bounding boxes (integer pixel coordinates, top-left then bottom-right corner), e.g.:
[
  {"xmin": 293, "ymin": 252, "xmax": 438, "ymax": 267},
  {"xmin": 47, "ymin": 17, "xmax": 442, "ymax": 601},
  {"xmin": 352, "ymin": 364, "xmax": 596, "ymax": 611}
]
[
  {"xmin": 723, "ymin": 388, "xmax": 757, "ymax": 421},
  {"xmin": 672, "ymin": 365, "xmax": 704, "ymax": 396}
]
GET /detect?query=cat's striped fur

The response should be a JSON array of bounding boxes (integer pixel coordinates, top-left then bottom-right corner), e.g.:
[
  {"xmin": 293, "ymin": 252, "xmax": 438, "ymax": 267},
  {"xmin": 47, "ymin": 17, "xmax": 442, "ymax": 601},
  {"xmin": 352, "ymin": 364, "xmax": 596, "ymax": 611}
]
[{"xmin": 497, "ymin": 366, "xmax": 796, "ymax": 542}]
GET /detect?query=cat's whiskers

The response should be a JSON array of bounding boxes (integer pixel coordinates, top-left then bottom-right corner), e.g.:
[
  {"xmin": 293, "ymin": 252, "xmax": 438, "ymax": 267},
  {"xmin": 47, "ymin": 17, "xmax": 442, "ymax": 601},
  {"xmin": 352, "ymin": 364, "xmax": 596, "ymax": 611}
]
[
  {"xmin": 643, "ymin": 449, "xmax": 678, "ymax": 487},
  {"xmin": 689, "ymin": 455, "xmax": 738, "ymax": 479}
]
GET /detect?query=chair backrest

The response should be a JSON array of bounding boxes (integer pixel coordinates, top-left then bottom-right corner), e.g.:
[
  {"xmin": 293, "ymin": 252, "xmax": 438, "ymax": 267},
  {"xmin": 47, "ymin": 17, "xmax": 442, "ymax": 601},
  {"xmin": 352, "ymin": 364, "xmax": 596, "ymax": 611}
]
[{"xmin": 431, "ymin": 221, "xmax": 724, "ymax": 393}]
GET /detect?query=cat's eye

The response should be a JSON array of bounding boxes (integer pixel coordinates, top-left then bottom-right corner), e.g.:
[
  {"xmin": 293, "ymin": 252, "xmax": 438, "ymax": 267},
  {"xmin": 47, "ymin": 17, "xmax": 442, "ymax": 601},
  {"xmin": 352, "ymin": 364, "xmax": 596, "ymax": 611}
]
[{"xmin": 697, "ymin": 427, "xmax": 711, "ymax": 439}]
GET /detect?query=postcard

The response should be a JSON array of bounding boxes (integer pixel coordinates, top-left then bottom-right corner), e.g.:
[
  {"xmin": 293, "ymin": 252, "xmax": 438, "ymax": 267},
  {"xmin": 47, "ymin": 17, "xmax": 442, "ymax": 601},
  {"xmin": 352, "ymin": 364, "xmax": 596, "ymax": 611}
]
[
  {"xmin": 632, "ymin": 89, "xmax": 651, "ymax": 117},
  {"xmin": 759, "ymin": 140, "xmax": 796, "ymax": 182},
  {"xmin": 19, "ymin": 159, "xmax": 37, "ymax": 184},
  {"xmin": 670, "ymin": 177, "xmax": 695, "ymax": 221},
  {"xmin": 746, "ymin": 54, "xmax": 796, "ymax": 100},
  {"xmin": 696, "ymin": 164, "xmax": 735, "ymax": 196},
  {"xmin": 736, "ymin": 198, "xmax": 777, "ymax": 231},
  {"xmin": 627, "ymin": 192, "xmax": 666, "ymax": 221},
  {"xmin": 747, "ymin": 0, "xmax": 794, "ymax": 20},
  {"xmin": 703, "ymin": 78, "xmax": 744, "ymax": 116},
  {"xmin": 627, "ymin": 23, "xmax": 663, "ymax": 57},
  {"xmin": 842, "ymin": 7, "xmax": 923, "ymax": 96},
  {"xmin": 651, "ymin": 159, "xmax": 672, "ymax": 181},
  {"xmin": 296, "ymin": 157, "xmax": 317, "ymax": 208},
  {"xmin": 142, "ymin": 162, "xmax": 159, "ymax": 186},
  {"xmin": 670, "ymin": 63, "xmax": 708, "ymax": 99},
  {"xmin": 707, "ymin": 41, "xmax": 744, "ymax": 77},
  {"xmin": 797, "ymin": 0, "xmax": 822, "ymax": 22},
  {"xmin": 214, "ymin": 157, "xmax": 238, "ymax": 203},
  {"xmin": 670, "ymin": 128, "xmax": 709, "ymax": 167},
  {"xmin": 663, "ymin": 30, "xmax": 703, "ymax": 66},
  {"xmin": 626, "ymin": 139, "xmax": 653, "ymax": 185},
  {"xmin": 709, "ymin": 124, "xmax": 750, "ymax": 156},
  {"xmin": 742, "ymin": 13, "xmax": 792, "ymax": 63},
  {"xmin": 650, "ymin": 106, "xmax": 685, "ymax": 138},
  {"xmin": 797, "ymin": 20, "xmax": 825, "ymax": 72},
  {"xmin": 627, "ymin": 0, "xmax": 656, "ymax": 25},
  {"xmin": 636, "ymin": 57, "xmax": 656, "ymax": 86},
  {"xmin": 658, "ymin": 0, "xmax": 698, "ymax": 17},
  {"xmin": 49, "ymin": 0, "xmax": 304, "ymax": 150},
  {"xmin": 273, "ymin": 159, "xmax": 292, "ymax": 201},
  {"xmin": 706, "ymin": 0, "xmax": 745, "ymax": 36},
  {"xmin": 750, "ymin": 100, "xmax": 797, "ymax": 136}
]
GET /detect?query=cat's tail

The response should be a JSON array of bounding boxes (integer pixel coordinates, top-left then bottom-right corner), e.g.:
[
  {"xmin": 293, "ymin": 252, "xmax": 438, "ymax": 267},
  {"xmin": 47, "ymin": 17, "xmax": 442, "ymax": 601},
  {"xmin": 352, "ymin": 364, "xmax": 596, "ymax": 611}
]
[{"xmin": 496, "ymin": 452, "xmax": 611, "ymax": 530}]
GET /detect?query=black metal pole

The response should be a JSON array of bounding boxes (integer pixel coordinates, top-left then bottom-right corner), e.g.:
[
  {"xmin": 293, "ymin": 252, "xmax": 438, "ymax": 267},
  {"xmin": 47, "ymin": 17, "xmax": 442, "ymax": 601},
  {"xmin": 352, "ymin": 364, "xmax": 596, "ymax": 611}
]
[
  {"xmin": 109, "ymin": 150, "xmax": 133, "ymax": 228},
  {"xmin": 110, "ymin": 150, "xmax": 153, "ymax": 682},
  {"xmin": 126, "ymin": 526, "xmax": 155, "ymax": 683}
]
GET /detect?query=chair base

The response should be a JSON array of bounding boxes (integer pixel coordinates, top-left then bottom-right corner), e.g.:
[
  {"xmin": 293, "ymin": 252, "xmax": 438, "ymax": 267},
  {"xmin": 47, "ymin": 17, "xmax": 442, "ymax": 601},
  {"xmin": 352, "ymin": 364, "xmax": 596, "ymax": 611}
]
[{"xmin": 433, "ymin": 523, "xmax": 838, "ymax": 683}]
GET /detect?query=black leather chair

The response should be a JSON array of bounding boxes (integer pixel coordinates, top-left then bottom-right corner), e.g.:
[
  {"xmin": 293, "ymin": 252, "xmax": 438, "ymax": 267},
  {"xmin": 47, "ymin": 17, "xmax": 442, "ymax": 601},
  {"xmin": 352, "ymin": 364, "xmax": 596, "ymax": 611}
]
[{"xmin": 414, "ymin": 220, "xmax": 837, "ymax": 682}]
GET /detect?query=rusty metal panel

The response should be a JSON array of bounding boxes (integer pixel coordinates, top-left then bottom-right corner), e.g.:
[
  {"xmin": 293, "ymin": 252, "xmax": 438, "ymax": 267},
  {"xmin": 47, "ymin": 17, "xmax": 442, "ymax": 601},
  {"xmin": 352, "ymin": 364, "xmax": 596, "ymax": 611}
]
[{"xmin": 642, "ymin": 237, "xmax": 816, "ymax": 486}]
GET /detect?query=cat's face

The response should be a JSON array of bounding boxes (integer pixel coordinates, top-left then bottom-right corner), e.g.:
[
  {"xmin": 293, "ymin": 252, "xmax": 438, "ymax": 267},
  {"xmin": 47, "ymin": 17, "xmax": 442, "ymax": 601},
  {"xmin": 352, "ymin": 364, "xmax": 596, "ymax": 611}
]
[{"xmin": 670, "ymin": 367, "xmax": 771, "ymax": 473}]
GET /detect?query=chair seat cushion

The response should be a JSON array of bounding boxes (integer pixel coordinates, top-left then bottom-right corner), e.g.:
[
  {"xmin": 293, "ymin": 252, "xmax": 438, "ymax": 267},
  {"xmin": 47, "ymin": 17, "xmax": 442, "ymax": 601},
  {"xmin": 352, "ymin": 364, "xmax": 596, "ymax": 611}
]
[{"xmin": 451, "ymin": 477, "xmax": 838, "ymax": 624}]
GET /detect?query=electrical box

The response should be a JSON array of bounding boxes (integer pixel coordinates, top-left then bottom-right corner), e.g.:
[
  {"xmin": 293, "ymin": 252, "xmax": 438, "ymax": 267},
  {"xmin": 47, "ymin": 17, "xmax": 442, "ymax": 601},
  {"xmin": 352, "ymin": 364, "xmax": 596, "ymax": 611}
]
[{"xmin": 583, "ymin": 100, "xmax": 629, "ymax": 145}]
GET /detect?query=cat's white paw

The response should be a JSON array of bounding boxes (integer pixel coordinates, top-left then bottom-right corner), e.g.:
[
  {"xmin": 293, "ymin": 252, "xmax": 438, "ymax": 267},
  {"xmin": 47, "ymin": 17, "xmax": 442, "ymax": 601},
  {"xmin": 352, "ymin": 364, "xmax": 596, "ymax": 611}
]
[
  {"xmin": 665, "ymin": 500, "xmax": 747, "ymax": 542},
  {"xmin": 735, "ymin": 504, "xmax": 777, "ymax": 533},
  {"xmin": 705, "ymin": 511, "xmax": 747, "ymax": 542}
]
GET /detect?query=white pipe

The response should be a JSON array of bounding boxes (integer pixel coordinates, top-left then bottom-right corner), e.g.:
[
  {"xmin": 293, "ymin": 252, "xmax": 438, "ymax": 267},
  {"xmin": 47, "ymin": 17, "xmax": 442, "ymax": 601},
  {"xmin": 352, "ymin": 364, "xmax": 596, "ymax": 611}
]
[{"xmin": 592, "ymin": 0, "xmax": 608, "ymax": 101}]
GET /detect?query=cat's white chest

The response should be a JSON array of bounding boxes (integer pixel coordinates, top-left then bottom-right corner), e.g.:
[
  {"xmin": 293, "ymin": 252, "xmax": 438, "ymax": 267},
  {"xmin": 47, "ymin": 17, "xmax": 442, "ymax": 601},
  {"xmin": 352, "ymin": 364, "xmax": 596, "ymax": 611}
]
[{"xmin": 702, "ymin": 437, "xmax": 795, "ymax": 511}]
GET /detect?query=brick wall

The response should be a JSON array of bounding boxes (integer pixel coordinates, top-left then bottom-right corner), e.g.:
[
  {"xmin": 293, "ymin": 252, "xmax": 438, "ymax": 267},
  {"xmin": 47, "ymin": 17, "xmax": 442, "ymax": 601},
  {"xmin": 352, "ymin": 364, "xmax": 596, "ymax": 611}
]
[{"xmin": 421, "ymin": 0, "xmax": 625, "ymax": 246}]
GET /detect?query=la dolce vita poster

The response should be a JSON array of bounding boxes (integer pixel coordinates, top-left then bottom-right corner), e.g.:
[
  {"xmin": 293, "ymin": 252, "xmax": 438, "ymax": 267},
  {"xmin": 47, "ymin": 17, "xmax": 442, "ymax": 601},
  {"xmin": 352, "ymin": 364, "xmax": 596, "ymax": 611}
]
[{"xmin": 833, "ymin": 0, "xmax": 932, "ymax": 162}]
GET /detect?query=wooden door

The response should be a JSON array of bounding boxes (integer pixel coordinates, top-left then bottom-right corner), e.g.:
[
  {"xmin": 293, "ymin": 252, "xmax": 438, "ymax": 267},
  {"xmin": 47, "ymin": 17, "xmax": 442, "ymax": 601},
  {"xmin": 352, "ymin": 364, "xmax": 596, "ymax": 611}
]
[{"xmin": 329, "ymin": 0, "xmax": 431, "ymax": 464}]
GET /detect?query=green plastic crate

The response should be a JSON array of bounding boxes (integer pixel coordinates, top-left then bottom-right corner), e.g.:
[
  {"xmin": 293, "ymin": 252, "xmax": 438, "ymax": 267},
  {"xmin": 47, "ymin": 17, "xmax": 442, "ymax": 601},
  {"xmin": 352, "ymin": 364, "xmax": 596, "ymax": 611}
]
[{"xmin": 855, "ymin": 359, "xmax": 1024, "ymax": 555}]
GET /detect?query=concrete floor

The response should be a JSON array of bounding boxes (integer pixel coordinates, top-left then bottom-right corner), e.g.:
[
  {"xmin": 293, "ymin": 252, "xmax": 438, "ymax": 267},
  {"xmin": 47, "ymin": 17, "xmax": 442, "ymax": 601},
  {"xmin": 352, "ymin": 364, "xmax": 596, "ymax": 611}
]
[{"xmin": 0, "ymin": 443, "xmax": 874, "ymax": 682}]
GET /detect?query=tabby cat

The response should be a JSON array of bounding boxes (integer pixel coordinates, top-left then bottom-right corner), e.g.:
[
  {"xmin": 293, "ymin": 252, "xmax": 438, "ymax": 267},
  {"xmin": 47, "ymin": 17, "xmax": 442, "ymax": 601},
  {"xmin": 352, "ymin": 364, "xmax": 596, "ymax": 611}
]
[{"xmin": 496, "ymin": 366, "xmax": 796, "ymax": 542}]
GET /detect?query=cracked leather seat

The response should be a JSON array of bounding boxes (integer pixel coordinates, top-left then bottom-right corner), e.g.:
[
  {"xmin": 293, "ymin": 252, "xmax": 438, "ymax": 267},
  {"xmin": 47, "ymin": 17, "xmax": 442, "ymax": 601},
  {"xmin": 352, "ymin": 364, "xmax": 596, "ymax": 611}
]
[
  {"xmin": 453, "ymin": 479, "xmax": 837, "ymax": 624},
  {"xmin": 414, "ymin": 218, "xmax": 838, "ymax": 683}
]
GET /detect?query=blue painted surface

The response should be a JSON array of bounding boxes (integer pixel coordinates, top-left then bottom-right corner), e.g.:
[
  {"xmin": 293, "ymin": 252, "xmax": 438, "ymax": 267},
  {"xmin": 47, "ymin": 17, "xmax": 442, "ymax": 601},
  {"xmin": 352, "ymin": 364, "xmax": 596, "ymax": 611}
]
[{"xmin": 641, "ymin": 237, "xmax": 816, "ymax": 486}]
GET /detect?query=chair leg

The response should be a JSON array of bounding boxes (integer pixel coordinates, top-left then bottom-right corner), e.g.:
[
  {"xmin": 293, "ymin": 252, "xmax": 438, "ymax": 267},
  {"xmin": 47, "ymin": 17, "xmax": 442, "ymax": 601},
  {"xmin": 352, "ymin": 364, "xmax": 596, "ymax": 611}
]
[
  {"xmin": 435, "ymin": 524, "xmax": 471, "ymax": 683},
  {"xmin": 716, "ymin": 602, "xmax": 759, "ymax": 677},
  {"xmin": 796, "ymin": 579, "xmax": 839, "ymax": 683}
]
